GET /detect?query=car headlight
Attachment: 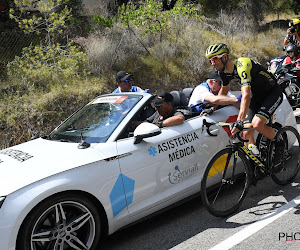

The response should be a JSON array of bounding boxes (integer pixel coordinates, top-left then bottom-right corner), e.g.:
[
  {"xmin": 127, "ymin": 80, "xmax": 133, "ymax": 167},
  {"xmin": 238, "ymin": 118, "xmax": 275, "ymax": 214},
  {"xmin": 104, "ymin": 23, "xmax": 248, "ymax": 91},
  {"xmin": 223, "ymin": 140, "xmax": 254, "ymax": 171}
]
[{"xmin": 0, "ymin": 197, "xmax": 5, "ymax": 208}]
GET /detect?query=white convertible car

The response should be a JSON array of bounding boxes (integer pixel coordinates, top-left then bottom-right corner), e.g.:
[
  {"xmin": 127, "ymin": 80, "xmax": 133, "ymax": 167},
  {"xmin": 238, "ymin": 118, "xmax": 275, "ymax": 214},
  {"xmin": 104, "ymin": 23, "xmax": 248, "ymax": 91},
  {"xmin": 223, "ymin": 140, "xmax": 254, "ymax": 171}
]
[{"xmin": 0, "ymin": 91, "xmax": 296, "ymax": 250}]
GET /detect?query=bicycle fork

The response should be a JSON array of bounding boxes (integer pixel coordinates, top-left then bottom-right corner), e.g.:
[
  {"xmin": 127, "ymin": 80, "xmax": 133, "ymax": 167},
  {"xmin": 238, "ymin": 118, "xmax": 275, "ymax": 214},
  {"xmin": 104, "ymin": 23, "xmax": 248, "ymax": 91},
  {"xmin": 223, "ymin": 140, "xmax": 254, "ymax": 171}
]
[{"xmin": 221, "ymin": 148, "xmax": 239, "ymax": 185}]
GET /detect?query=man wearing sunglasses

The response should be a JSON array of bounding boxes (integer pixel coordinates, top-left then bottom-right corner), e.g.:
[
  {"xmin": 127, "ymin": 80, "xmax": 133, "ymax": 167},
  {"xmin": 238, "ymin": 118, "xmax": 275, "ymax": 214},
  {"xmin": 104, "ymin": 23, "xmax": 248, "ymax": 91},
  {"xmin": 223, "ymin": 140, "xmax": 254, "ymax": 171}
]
[
  {"xmin": 113, "ymin": 71, "xmax": 144, "ymax": 93},
  {"xmin": 146, "ymin": 92, "xmax": 185, "ymax": 128},
  {"xmin": 206, "ymin": 43, "xmax": 283, "ymax": 168},
  {"xmin": 188, "ymin": 70, "xmax": 240, "ymax": 116}
]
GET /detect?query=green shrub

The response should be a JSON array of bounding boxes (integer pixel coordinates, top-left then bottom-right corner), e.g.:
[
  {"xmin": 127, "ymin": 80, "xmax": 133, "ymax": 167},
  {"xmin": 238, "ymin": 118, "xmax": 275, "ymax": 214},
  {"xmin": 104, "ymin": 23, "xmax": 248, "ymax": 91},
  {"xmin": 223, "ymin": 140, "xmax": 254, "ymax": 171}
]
[{"xmin": 7, "ymin": 42, "xmax": 89, "ymax": 87}]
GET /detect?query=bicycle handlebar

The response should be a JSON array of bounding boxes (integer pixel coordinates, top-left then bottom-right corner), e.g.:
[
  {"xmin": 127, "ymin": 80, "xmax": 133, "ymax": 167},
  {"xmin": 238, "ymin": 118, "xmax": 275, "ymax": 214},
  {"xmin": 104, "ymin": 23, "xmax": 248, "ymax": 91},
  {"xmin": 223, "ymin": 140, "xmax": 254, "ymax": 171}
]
[{"xmin": 202, "ymin": 119, "xmax": 249, "ymax": 142}]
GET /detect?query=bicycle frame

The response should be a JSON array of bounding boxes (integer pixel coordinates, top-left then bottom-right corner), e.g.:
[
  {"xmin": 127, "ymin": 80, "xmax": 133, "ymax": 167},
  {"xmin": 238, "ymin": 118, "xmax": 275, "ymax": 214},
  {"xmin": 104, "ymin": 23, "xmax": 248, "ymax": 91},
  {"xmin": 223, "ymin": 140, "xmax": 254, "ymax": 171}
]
[
  {"xmin": 238, "ymin": 143, "xmax": 266, "ymax": 174},
  {"xmin": 203, "ymin": 119, "xmax": 268, "ymax": 176}
]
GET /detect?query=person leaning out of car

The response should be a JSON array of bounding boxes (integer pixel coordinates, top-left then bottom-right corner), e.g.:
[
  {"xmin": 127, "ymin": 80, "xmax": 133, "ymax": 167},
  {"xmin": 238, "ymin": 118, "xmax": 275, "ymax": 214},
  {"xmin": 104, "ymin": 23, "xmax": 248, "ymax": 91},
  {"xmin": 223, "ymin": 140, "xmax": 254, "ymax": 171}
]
[
  {"xmin": 113, "ymin": 71, "xmax": 144, "ymax": 93},
  {"xmin": 188, "ymin": 70, "xmax": 240, "ymax": 116},
  {"xmin": 146, "ymin": 92, "xmax": 185, "ymax": 128}
]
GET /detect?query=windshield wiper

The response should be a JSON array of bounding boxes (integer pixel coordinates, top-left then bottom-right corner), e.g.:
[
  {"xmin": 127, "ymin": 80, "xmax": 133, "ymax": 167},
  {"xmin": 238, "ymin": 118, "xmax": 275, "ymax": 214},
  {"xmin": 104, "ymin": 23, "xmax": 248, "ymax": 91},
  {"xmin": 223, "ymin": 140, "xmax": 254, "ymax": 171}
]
[{"xmin": 60, "ymin": 139, "xmax": 72, "ymax": 142}]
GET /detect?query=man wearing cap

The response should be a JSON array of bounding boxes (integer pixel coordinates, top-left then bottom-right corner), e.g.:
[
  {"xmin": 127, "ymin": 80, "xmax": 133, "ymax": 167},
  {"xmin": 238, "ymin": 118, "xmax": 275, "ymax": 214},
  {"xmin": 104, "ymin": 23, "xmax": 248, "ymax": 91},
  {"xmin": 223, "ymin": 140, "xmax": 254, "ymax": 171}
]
[
  {"xmin": 146, "ymin": 92, "xmax": 185, "ymax": 128},
  {"xmin": 188, "ymin": 70, "xmax": 240, "ymax": 116},
  {"xmin": 113, "ymin": 71, "xmax": 144, "ymax": 93}
]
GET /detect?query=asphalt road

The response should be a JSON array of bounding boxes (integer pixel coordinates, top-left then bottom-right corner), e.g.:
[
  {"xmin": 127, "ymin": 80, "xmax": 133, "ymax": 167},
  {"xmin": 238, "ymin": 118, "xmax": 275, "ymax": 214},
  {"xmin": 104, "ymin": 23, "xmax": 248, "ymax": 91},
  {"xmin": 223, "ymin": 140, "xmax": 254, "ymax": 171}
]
[{"xmin": 103, "ymin": 116, "xmax": 300, "ymax": 250}]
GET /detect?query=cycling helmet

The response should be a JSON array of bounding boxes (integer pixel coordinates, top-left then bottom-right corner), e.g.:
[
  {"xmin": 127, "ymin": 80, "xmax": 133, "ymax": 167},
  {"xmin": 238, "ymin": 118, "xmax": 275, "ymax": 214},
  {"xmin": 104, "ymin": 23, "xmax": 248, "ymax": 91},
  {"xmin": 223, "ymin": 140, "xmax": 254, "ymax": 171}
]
[
  {"xmin": 286, "ymin": 44, "xmax": 298, "ymax": 57},
  {"xmin": 286, "ymin": 44, "xmax": 296, "ymax": 53},
  {"xmin": 289, "ymin": 18, "xmax": 300, "ymax": 27},
  {"xmin": 205, "ymin": 43, "xmax": 229, "ymax": 59}
]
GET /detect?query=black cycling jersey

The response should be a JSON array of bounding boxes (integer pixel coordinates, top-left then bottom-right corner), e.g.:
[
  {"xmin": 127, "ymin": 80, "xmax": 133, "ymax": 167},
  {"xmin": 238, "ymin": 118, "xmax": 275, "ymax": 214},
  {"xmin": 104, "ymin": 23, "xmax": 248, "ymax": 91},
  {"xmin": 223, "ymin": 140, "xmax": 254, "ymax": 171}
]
[{"xmin": 219, "ymin": 57, "xmax": 277, "ymax": 98}]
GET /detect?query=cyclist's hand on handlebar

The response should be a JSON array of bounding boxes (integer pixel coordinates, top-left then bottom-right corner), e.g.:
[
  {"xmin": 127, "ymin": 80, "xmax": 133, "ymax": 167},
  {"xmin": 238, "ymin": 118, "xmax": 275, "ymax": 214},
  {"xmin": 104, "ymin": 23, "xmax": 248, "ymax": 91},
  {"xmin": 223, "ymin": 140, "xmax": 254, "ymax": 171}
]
[{"xmin": 230, "ymin": 120, "xmax": 244, "ymax": 135}]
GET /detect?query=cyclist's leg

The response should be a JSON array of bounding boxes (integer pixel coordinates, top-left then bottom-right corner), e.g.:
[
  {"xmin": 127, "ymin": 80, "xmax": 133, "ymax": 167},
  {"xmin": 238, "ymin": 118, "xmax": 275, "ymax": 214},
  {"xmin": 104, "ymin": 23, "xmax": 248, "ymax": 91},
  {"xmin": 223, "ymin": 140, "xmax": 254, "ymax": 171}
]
[
  {"xmin": 254, "ymin": 86, "xmax": 284, "ymax": 166},
  {"xmin": 243, "ymin": 108, "xmax": 256, "ymax": 146},
  {"xmin": 252, "ymin": 115, "xmax": 275, "ymax": 140},
  {"xmin": 254, "ymin": 86, "xmax": 283, "ymax": 140}
]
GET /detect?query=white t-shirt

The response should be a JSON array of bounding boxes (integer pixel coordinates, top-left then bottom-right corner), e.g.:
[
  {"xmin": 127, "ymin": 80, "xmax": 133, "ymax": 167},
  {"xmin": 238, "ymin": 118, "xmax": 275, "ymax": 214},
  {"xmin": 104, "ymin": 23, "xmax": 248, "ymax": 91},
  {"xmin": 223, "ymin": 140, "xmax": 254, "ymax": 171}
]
[
  {"xmin": 188, "ymin": 82, "xmax": 236, "ymax": 107},
  {"xmin": 113, "ymin": 86, "xmax": 144, "ymax": 93}
]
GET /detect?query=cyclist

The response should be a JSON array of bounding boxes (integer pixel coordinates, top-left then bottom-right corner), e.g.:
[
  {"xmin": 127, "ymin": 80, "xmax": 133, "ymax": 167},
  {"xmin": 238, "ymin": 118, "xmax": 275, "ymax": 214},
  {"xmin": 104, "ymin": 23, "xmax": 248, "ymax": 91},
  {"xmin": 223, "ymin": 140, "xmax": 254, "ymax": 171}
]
[{"xmin": 205, "ymin": 43, "xmax": 284, "ymax": 163}]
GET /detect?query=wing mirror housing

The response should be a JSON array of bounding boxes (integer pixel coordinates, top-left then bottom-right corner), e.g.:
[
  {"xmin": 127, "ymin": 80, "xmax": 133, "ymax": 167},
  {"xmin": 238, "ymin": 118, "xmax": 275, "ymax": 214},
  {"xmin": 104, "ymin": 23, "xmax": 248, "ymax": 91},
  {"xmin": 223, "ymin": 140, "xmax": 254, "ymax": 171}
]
[{"xmin": 133, "ymin": 123, "xmax": 161, "ymax": 144}]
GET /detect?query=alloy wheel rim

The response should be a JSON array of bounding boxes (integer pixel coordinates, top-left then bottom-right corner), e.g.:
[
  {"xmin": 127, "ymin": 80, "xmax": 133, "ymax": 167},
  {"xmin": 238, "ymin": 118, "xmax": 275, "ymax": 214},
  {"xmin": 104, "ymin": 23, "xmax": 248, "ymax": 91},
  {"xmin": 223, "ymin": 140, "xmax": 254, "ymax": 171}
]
[{"xmin": 30, "ymin": 201, "xmax": 96, "ymax": 250}]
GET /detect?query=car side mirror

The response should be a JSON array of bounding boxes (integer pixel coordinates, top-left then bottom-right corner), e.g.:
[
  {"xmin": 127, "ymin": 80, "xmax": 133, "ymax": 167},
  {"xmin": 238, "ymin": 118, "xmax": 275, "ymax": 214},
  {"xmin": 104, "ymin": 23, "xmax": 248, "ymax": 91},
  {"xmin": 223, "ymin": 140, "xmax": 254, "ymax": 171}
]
[{"xmin": 133, "ymin": 123, "xmax": 161, "ymax": 144}]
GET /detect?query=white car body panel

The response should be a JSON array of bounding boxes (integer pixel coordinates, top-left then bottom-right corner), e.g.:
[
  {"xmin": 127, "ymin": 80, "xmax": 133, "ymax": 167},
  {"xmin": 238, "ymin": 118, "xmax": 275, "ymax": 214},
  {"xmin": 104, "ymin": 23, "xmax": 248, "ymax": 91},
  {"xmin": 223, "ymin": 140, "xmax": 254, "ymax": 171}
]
[{"xmin": 0, "ymin": 92, "xmax": 296, "ymax": 250}]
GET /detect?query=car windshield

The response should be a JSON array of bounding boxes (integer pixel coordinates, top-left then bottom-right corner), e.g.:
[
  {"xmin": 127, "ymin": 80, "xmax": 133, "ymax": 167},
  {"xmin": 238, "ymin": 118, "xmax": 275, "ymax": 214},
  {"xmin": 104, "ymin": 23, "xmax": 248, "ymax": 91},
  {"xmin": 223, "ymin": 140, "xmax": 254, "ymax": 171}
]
[{"xmin": 48, "ymin": 95, "xmax": 142, "ymax": 143}]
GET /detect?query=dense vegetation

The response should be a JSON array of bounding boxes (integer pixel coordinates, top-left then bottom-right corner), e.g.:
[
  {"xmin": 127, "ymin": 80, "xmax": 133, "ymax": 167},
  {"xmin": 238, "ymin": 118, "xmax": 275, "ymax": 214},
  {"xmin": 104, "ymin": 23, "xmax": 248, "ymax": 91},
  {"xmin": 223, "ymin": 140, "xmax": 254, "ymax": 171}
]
[{"xmin": 0, "ymin": 0, "xmax": 297, "ymax": 148}]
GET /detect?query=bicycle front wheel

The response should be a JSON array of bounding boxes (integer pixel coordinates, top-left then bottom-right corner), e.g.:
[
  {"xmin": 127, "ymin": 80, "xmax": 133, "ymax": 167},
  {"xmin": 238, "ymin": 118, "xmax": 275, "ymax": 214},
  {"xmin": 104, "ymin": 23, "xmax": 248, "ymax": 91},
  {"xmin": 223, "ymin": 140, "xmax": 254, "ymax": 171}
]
[
  {"xmin": 271, "ymin": 126, "xmax": 300, "ymax": 185},
  {"xmin": 201, "ymin": 147, "xmax": 251, "ymax": 217}
]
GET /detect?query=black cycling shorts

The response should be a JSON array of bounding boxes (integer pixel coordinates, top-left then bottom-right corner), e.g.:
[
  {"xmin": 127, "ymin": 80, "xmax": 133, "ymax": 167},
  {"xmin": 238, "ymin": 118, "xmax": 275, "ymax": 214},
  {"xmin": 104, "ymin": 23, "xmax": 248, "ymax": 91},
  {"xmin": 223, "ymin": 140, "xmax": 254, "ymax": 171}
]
[{"xmin": 244, "ymin": 84, "xmax": 283, "ymax": 124}]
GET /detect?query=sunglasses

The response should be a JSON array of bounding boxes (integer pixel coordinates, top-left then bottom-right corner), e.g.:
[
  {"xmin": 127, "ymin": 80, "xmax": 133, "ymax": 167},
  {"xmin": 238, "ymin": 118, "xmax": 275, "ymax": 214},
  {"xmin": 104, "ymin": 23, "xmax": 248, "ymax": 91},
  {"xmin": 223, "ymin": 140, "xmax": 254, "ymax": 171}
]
[
  {"xmin": 154, "ymin": 103, "xmax": 164, "ymax": 108},
  {"xmin": 209, "ymin": 54, "xmax": 224, "ymax": 63},
  {"xmin": 123, "ymin": 78, "xmax": 133, "ymax": 83},
  {"xmin": 212, "ymin": 79, "xmax": 221, "ymax": 84}
]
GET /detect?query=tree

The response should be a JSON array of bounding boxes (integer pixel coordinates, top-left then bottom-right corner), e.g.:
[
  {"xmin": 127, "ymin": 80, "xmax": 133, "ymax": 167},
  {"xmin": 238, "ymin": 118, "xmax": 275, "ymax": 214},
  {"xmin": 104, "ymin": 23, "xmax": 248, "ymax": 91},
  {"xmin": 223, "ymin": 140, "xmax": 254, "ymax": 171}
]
[
  {"xmin": 198, "ymin": 0, "xmax": 241, "ymax": 16},
  {"xmin": 8, "ymin": 0, "xmax": 88, "ymax": 84},
  {"xmin": 288, "ymin": 0, "xmax": 300, "ymax": 15},
  {"xmin": 268, "ymin": 0, "xmax": 291, "ymax": 22},
  {"xmin": 118, "ymin": 0, "xmax": 198, "ymax": 41}
]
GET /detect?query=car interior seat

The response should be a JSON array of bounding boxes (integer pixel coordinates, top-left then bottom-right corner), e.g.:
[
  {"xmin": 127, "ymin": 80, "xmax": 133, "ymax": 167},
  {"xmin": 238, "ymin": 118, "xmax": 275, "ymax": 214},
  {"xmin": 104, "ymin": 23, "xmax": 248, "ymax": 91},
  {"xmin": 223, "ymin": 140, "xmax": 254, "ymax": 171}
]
[
  {"xmin": 182, "ymin": 88, "xmax": 194, "ymax": 101},
  {"xmin": 170, "ymin": 91, "xmax": 193, "ymax": 119},
  {"xmin": 170, "ymin": 91, "xmax": 189, "ymax": 108}
]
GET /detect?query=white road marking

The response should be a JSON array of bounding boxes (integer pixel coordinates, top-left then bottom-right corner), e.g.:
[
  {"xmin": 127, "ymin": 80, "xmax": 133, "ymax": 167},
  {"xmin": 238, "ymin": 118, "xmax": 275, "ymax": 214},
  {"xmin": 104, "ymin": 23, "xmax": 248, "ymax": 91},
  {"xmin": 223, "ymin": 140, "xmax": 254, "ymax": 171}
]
[
  {"xmin": 171, "ymin": 195, "xmax": 300, "ymax": 250},
  {"xmin": 210, "ymin": 195, "xmax": 300, "ymax": 250}
]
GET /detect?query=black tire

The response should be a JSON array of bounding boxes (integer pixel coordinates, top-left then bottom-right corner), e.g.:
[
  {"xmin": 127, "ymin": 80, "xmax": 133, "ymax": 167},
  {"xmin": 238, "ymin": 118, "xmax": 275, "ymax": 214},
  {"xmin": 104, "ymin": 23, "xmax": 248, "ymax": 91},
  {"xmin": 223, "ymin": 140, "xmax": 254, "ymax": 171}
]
[
  {"xmin": 271, "ymin": 126, "xmax": 300, "ymax": 185},
  {"xmin": 201, "ymin": 147, "xmax": 251, "ymax": 217},
  {"xmin": 16, "ymin": 193, "xmax": 102, "ymax": 250}
]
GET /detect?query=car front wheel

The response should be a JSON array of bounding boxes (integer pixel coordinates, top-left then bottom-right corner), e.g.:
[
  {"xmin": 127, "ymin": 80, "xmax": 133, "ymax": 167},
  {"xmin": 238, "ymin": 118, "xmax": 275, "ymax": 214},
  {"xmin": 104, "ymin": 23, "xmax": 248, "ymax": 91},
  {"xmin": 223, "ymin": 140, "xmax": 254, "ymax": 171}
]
[{"xmin": 16, "ymin": 193, "xmax": 102, "ymax": 250}]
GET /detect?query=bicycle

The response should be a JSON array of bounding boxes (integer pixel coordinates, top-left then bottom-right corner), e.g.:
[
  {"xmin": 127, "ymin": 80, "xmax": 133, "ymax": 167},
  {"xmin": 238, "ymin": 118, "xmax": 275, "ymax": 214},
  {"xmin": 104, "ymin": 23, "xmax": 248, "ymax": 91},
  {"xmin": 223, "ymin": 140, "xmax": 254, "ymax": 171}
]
[{"xmin": 200, "ymin": 119, "xmax": 300, "ymax": 217}]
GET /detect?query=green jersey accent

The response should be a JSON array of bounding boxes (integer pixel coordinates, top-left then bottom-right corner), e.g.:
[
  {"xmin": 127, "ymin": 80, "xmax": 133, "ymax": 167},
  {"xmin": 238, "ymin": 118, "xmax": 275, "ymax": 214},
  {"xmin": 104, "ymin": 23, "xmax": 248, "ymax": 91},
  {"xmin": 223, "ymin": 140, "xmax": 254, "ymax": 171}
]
[{"xmin": 220, "ymin": 57, "xmax": 277, "ymax": 97}]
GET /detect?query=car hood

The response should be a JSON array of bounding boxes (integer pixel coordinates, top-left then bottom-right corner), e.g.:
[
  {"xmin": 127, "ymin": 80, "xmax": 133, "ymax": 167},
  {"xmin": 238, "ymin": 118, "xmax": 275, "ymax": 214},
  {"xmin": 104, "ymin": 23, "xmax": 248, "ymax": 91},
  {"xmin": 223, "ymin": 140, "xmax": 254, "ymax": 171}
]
[{"xmin": 0, "ymin": 138, "xmax": 113, "ymax": 196}]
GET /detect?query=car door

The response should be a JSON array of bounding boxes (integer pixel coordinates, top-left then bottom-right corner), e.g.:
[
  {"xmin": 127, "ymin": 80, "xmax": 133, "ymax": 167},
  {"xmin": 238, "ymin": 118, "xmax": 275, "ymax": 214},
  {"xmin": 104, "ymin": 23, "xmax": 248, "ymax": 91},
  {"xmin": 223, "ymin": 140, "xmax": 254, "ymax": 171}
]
[{"xmin": 115, "ymin": 119, "xmax": 215, "ymax": 218}]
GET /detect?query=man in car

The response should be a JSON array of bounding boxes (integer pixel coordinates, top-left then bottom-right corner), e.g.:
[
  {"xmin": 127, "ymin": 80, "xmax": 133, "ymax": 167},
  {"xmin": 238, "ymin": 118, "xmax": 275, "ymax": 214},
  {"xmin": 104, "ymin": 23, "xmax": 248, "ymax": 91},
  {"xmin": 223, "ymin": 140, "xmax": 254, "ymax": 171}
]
[
  {"xmin": 113, "ymin": 71, "xmax": 144, "ymax": 93},
  {"xmin": 146, "ymin": 92, "xmax": 185, "ymax": 128},
  {"xmin": 188, "ymin": 70, "xmax": 240, "ymax": 116}
]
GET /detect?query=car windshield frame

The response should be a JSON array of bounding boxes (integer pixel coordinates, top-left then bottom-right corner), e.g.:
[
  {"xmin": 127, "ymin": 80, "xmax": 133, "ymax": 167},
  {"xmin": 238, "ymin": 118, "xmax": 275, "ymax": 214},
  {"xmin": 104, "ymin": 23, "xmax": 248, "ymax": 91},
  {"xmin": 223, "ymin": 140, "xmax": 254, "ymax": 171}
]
[{"xmin": 48, "ymin": 94, "xmax": 143, "ymax": 143}]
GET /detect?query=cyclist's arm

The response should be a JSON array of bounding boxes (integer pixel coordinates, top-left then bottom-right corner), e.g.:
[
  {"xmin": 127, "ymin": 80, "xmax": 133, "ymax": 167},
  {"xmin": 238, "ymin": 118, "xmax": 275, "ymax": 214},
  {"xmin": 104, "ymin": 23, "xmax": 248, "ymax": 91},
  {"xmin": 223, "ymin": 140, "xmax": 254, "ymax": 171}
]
[
  {"xmin": 231, "ymin": 86, "xmax": 251, "ymax": 135},
  {"xmin": 237, "ymin": 86, "xmax": 251, "ymax": 122},
  {"xmin": 236, "ymin": 58, "xmax": 253, "ymax": 122}
]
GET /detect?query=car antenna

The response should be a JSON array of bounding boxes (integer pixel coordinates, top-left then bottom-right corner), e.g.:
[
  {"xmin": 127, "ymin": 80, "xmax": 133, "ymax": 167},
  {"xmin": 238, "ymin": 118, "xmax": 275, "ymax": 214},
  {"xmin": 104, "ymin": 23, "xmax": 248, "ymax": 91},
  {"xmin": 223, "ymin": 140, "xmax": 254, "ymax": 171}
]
[{"xmin": 78, "ymin": 132, "xmax": 90, "ymax": 149}]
